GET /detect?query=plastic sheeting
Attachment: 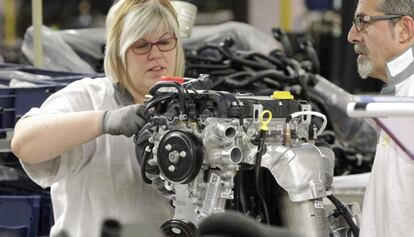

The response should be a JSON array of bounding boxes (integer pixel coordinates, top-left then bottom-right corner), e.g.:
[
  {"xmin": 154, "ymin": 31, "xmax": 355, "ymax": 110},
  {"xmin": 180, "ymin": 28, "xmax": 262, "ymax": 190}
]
[
  {"xmin": 312, "ymin": 75, "xmax": 378, "ymax": 153},
  {"xmin": 57, "ymin": 28, "xmax": 106, "ymax": 60},
  {"xmin": 20, "ymin": 22, "xmax": 282, "ymax": 73},
  {"xmin": 0, "ymin": 69, "xmax": 51, "ymax": 87},
  {"xmin": 21, "ymin": 26, "xmax": 95, "ymax": 73},
  {"xmin": 183, "ymin": 21, "xmax": 282, "ymax": 55}
]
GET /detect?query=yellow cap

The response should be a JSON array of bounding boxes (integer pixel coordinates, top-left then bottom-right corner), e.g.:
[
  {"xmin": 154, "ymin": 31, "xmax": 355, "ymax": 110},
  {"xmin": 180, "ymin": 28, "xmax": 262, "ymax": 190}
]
[
  {"xmin": 260, "ymin": 110, "xmax": 272, "ymax": 131},
  {"xmin": 271, "ymin": 91, "xmax": 294, "ymax": 100}
]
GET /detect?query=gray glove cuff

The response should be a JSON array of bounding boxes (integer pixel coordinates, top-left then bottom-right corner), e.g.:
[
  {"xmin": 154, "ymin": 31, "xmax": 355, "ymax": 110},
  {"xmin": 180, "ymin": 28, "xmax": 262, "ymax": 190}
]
[{"xmin": 100, "ymin": 110, "xmax": 109, "ymax": 135}]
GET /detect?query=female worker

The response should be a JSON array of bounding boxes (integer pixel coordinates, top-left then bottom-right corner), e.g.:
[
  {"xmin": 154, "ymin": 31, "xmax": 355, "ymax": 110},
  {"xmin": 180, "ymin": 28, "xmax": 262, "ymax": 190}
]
[{"xmin": 11, "ymin": 0, "xmax": 185, "ymax": 236}]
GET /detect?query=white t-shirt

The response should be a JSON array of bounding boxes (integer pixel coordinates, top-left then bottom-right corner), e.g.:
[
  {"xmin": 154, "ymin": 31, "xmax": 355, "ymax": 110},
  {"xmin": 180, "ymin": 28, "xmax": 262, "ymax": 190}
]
[
  {"xmin": 20, "ymin": 77, "xmax": 173, "ymax": 237},
  {"xmin": 360, "ymin": 48, "xmax": 414, "ymax": 237}
]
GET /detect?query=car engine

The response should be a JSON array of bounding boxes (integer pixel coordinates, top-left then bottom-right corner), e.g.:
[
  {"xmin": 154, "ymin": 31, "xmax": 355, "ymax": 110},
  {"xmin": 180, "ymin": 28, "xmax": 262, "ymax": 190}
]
[{"xmin": 135, "ymin": 76, "xmax": 357, "ymax": 237}]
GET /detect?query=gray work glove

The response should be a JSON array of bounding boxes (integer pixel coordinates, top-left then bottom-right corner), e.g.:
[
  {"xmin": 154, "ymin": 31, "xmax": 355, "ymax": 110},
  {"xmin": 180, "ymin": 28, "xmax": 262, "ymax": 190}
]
[{"xmin": 101, "ymin": 104, "xmax": 146, "ymax": 137}]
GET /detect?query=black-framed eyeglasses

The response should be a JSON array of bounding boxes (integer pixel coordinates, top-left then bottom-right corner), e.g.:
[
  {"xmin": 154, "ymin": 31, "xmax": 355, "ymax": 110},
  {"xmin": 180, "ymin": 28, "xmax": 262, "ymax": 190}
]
[
  {"xmin": 353, "ymin": 15, "xmax": 403, "ymax": 31},
  {"xmin": 130, "ymin": 34, "xmax": 177, "ymax": 55}
]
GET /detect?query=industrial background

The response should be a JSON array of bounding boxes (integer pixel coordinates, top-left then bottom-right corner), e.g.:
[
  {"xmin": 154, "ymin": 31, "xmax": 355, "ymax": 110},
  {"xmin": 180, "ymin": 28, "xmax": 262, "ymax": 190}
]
[{"xmin": 0, "ymin": 0, "xmax": 390, "ymax": 236}]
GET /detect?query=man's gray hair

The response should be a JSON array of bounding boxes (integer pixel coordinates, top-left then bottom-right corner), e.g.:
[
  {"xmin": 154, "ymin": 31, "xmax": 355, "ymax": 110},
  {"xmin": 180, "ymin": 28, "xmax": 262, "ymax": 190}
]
[{"xmin": 377, "ymin": 0, "xmax": 414, "ymax": 19}]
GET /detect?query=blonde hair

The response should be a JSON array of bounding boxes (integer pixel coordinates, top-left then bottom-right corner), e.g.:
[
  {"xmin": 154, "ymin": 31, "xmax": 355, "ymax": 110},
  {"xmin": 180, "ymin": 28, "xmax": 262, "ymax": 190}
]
[{"xmin": 104, "ymin": 0, "xmax": 185, "ymax": 88}]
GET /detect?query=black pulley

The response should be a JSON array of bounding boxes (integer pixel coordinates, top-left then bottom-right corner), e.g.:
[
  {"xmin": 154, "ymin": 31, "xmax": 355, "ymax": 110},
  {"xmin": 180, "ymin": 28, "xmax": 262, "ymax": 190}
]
[
  {"xmin": 160, "ymin": 219, "xmax": 197, "ymax": 237},
  {"xmin": 157, "ymin": 130, "xmax": 203, "ymax": 184}
]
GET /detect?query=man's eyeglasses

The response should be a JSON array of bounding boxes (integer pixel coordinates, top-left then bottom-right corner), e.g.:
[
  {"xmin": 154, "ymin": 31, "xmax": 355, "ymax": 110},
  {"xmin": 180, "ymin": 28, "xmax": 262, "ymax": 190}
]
[
  {"xmin": 353, "ymin": 15, "xmax": 403, "ymax": 31},
  {"xmin": 131, "ymin": 35, "xmax": 177, "ymax": 55}
]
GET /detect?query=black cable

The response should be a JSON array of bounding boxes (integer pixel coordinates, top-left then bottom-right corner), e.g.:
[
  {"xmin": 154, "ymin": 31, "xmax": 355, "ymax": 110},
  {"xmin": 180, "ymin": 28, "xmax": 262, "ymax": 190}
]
[
  {"xmin": 296, "ymin": 73, "xmax": 311, "ymax": 101},
  {"xmin": 139, "ymin": 126, "xmax": 159, "ymax": 185},
  {"xmin": 186, "ymin": 64, "xmax": 231, "ymax": 70},
  {"xmin": 255, "ymin": 130, "xmax": 270, "ymax": 224},
  {"xmin": 271, "ymin": 28, "xmax": 294, "ymax": 58},
  {"xmin": 285, "ymin": 115, "xmax": 293, "ymax": 123},
  {"xmin": 238, "ymin": 171, "xmax": 249, "ymax": 213},
  {"xmin": 327, "ymin": 194, "xmax": 360, "ymax": 237},
  {"xmin": 149, "ymin": 81, "xmax": 186, "ymax": 115},
  {"xmin": 285, "ymin": 59, "xmax": 311, "ymax": 101},
  {"xmin": 144, "ymin": 93, "xmax": 174, "ymax": 118},
  {"xmin": 246, "ymin": 52, "xmax": 286, "ymax": 69},
  {"xmin": 198, "ymin": 44, "xmax": 275, "ymax": 70},
  {"xmin": 224, "ymin": 69, "xmax": 295, "ymax": 88},
  {"xmin": 141, "ymin": 143, "xmax": 154, "ymax": 184},
  {"xmin": 185, "ymin": 53, "xmax": 223, "ymax": 64},
  {"xmin": 209, "ymin": 68, "xmax": 238, "ymax": 77},
  {"xmin": 197, "ymin": 211, "xmax": 303, "ymax": 237},
  {"xmin": 298, "ymin": 37, "xmax": 320, "ymax": 74},
  {"xmin": 185, "ymin": 87, "xmax": 201, "ymax": 100}
]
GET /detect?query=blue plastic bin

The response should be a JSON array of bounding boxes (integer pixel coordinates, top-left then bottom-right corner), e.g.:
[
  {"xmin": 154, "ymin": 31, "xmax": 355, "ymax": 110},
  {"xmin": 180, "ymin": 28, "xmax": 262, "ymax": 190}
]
[
  {"xmin": 0, "ymin": 64, "xmax": 103, "ymax": 132},
  {"xmin": 0, "ymin": 86, "xmax": 64, "ymax": 133},
  {"xmin": 0, "ymin": 181, "xmax": 54, "ymax": 236},
  {"xmin": 14, "ymin": 85, "xmax": 66, "ymax": 121},
  {"xmin": 37, "ymin": 194, "xmax": 54, "ymax": 236},
  {"xmin": 0, "ymin": 89, "xmax": 15, "ymax": 133},
  {"xmin": 0, "ymin": 195, "xmax": 41, "ymax": 237}
]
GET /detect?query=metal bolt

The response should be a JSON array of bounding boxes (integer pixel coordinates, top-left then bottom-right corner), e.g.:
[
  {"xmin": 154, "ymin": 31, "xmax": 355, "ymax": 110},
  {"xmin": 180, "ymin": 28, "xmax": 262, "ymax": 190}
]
[
  {"xmin": 168, "ymin": 151, "xmax": 180, "ymax": 163},
  {"xmin": 168, "ymin": 165, "xmax": 176, "ymax": 172},
  {"xmin": 148, "ymin": 159, "xmax": 158, "ymax": 166},
  {"xmin": 179, "ymin": 151, "xmax": 187, "ymax": 158},
  {"xmin": 172, "ymin": 228, "xmax": 181, "ymax": 234},
  {"xmin": 231, "ymin": 119, "xmax": 239, "ymax": 126},
  {"xmin": 165, "ymin": 144, "xmax": 172, "ymax": 151}
]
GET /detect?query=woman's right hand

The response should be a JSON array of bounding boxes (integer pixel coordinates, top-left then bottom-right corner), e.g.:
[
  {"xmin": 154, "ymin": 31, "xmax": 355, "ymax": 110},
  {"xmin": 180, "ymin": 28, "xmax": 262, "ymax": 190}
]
[{"xmin": 101, "ymin": 104, "xmax": 147, "ymax": 137}]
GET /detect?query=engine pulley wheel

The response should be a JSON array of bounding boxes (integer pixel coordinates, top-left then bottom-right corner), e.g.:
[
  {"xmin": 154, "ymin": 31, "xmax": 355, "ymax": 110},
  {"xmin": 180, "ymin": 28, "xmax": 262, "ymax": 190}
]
[
  {"xmin": 157, "ymin": 130, "xmax": 203, "ymax": 184},
  {"xmin": 160, "ymin": 219, "xmax": 197, "ymax": 237}
]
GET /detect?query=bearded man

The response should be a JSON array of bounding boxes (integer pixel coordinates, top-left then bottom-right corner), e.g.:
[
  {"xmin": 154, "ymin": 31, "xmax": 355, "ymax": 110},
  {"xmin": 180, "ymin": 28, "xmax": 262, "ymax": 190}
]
[{"xmin": 347, "ymin": 0, "xmax": 414, "ymax": 236}]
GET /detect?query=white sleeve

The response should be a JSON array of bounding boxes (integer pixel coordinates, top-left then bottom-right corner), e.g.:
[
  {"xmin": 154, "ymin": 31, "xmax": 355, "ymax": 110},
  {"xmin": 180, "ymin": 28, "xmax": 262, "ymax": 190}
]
[
  {"xmin": 19, "ymin": 80, "xmax": 98, "ymax": 188},
  {"xmin": 397, "ymin": 78, "xmax": 414, "ymax": 96}
]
